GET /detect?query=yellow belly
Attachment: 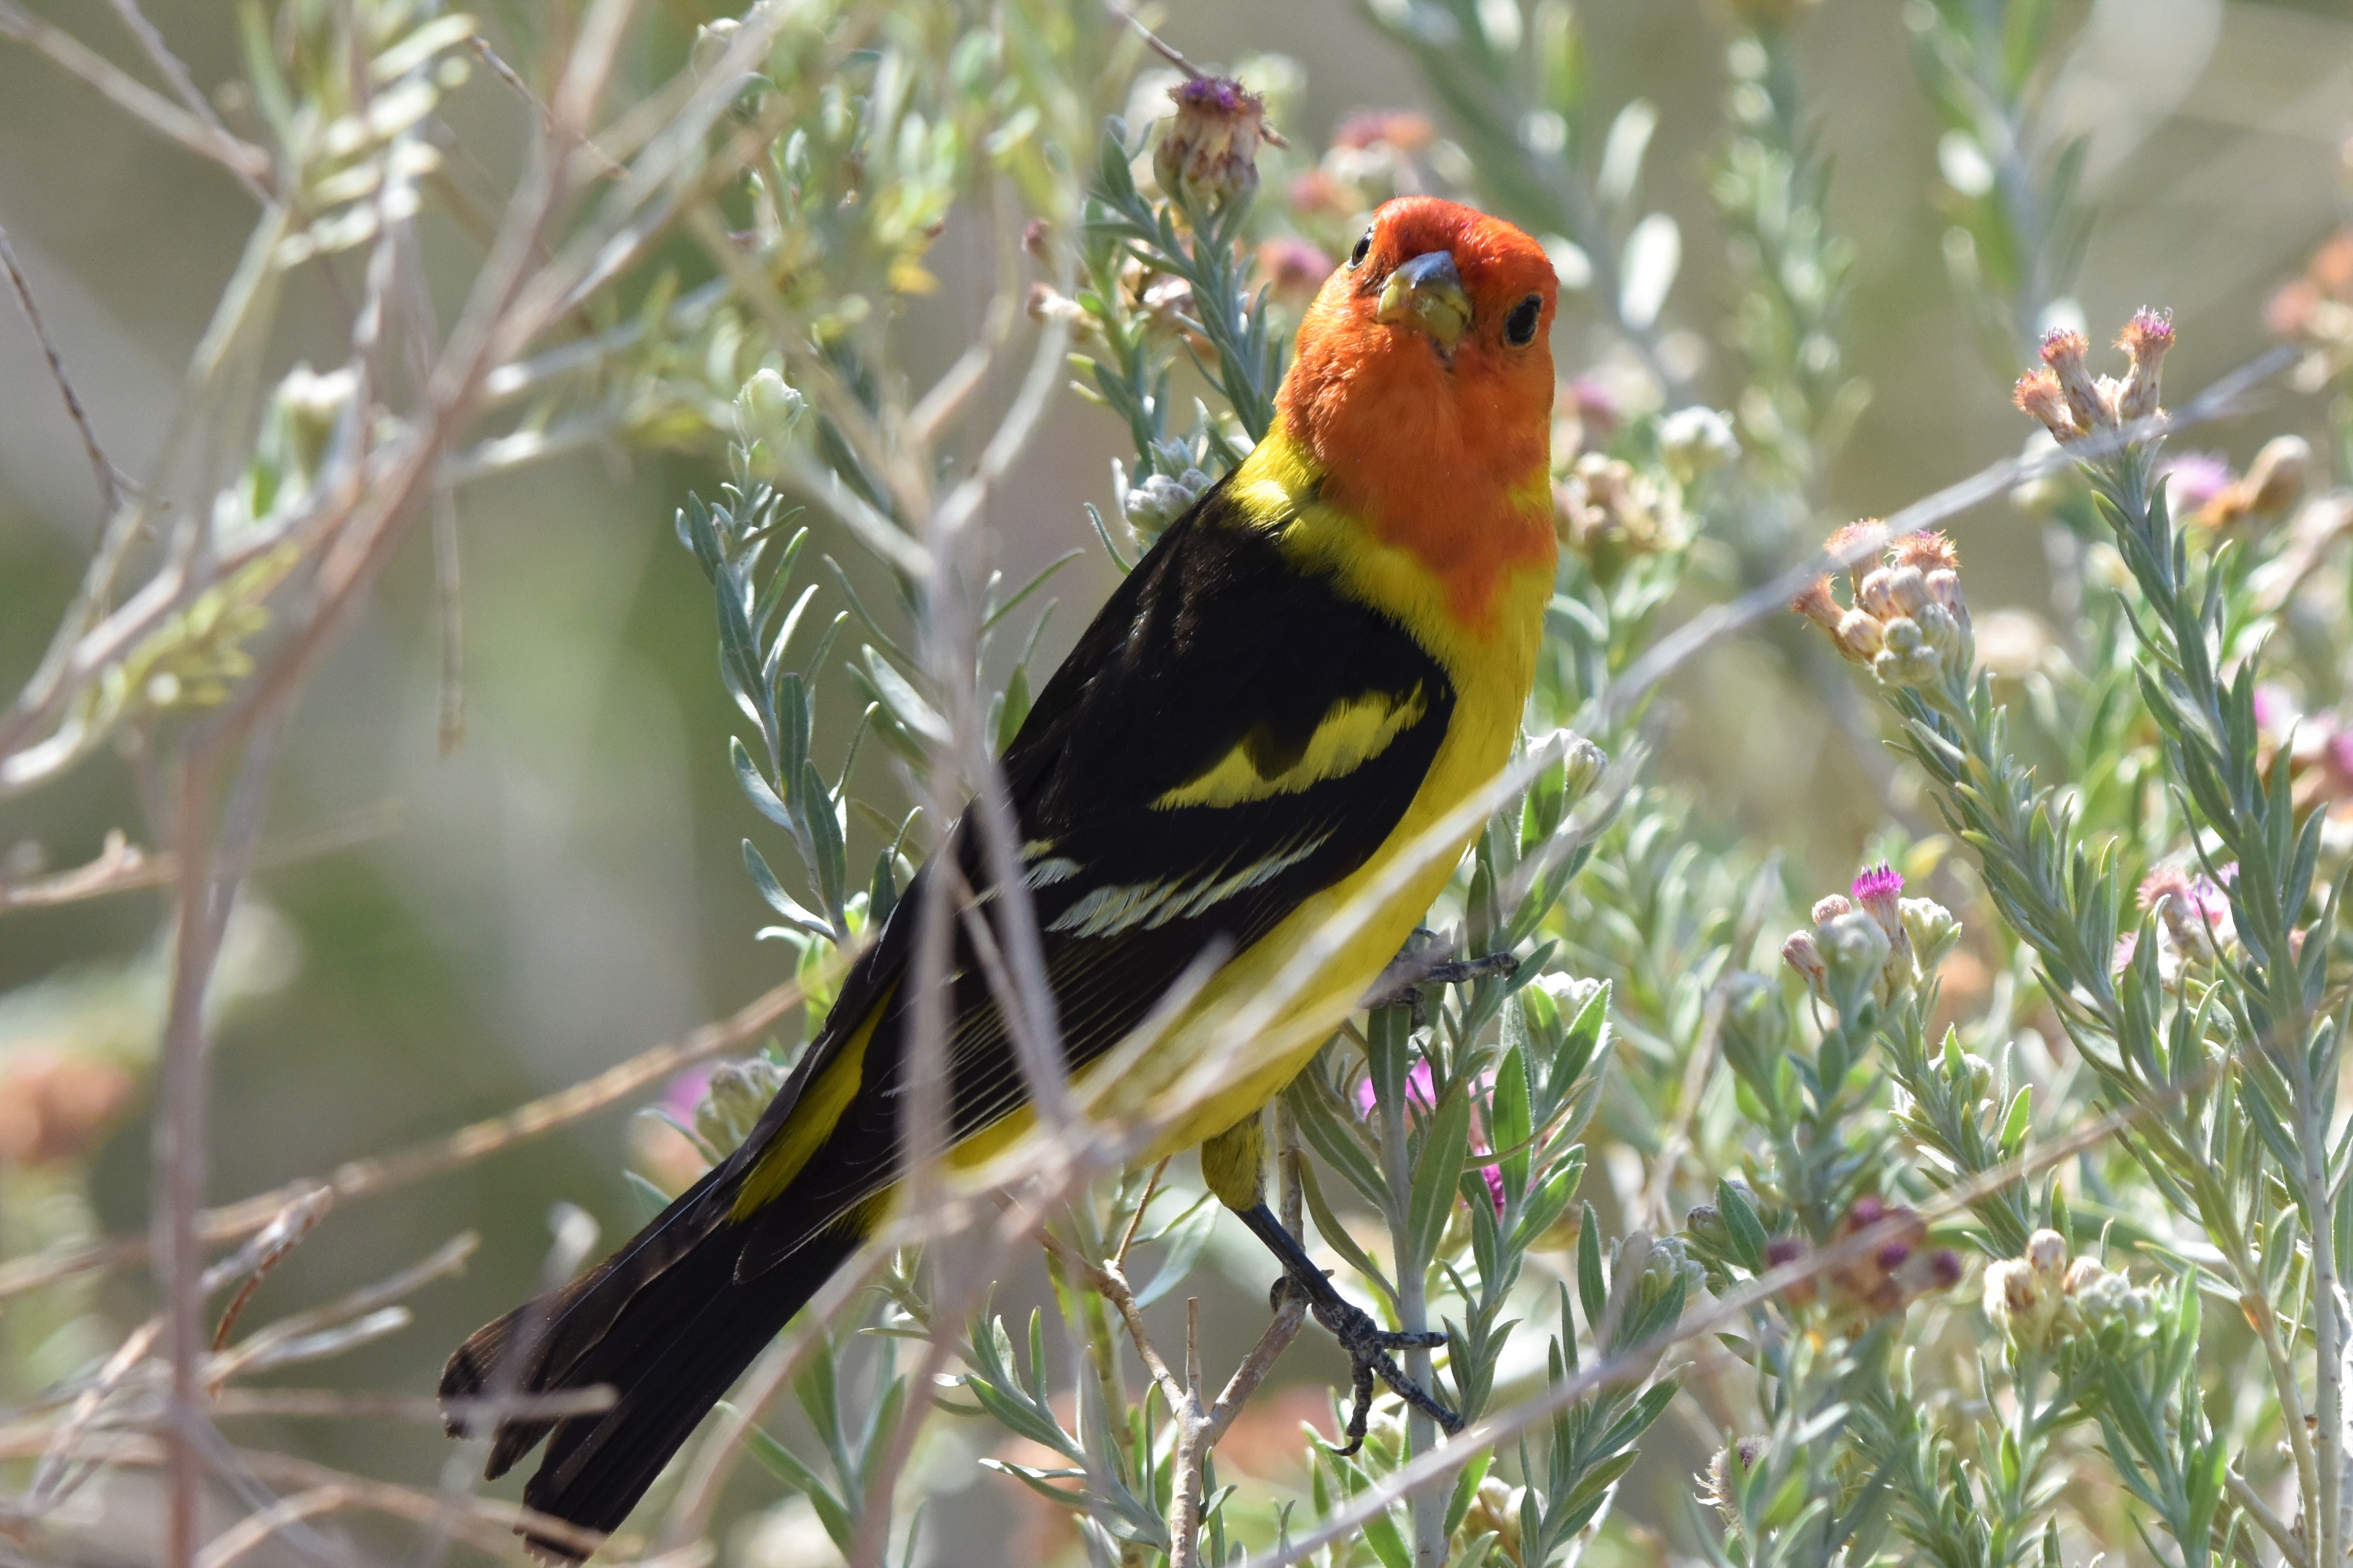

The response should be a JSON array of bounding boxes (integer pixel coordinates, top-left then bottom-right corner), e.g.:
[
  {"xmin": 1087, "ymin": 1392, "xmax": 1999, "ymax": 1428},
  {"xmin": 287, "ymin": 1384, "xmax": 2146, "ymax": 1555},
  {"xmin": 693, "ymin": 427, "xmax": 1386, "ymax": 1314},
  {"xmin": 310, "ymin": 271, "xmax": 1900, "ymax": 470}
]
[{"xmin": 951, "ymin": 443, "xmax": 1554, "ymax": 1184}]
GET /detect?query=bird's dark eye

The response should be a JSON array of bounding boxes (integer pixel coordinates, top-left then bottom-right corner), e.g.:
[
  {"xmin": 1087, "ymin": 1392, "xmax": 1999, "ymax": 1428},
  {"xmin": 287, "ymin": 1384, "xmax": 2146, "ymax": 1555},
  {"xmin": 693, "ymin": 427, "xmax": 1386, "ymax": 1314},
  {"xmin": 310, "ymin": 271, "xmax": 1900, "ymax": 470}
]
[
  {"xmin": 1348, "ymin": 230, "xmax": 1372, "ymax": 269},
  {"xmin": 1504, "ymin": 293, "xmax": 1544, "ymax": 346}
]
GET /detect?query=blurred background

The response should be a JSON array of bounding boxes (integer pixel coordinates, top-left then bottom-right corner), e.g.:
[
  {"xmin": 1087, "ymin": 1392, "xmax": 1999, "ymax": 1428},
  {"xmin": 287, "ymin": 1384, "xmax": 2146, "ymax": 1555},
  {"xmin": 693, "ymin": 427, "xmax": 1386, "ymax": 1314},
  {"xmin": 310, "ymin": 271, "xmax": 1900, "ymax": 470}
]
[{"xmin": 1, "ymin": 0, "xmax": 2347, "ymax": 1561}]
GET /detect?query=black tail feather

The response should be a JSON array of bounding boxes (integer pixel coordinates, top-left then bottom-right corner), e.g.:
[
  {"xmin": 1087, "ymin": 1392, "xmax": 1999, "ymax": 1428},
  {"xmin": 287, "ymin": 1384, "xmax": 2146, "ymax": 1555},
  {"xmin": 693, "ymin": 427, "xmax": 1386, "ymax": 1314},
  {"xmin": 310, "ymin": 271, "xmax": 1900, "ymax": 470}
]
[{"xmin": 439, "ymin": 1173, "xmax": 860, "ymax": 1563}]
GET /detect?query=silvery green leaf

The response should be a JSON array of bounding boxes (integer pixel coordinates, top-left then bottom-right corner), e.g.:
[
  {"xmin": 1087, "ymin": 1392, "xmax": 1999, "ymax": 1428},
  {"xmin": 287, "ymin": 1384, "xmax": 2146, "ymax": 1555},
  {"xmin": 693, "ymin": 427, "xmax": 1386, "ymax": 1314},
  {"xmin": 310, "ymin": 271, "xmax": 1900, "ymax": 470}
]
[
  {"xmin": 743, "ymin": 839, "xmax": 826, "ymax": 934},
  {"xmin": 1717, "ymin": 1177, "xmax": 1767, "ymax": 1272},
  {"xmin": 861, "ymin": 647, "xmax": 947, "ymax": 744},
  {"xmin": 1577, "ymin": 1202, "xmax": 1606, "ymax": 1330},
  {"xmin": 1131, "ymin": 1192, "xmax": 1218, "ymax": 1308},
  {"xmin": 732, "ymin": 737, "xmax": 796, "ymax": 831},
  {"xmin": 1404, "ymin": 1080, "xmax": 1473, "ymax": 1275},
  {"xmin": 803, "ymin": 760, "xmax": 848, "ymax": 922},
  {"xmin": 1296, "ymin": 1158, "xmax": 1396, "ymax": 1303}
]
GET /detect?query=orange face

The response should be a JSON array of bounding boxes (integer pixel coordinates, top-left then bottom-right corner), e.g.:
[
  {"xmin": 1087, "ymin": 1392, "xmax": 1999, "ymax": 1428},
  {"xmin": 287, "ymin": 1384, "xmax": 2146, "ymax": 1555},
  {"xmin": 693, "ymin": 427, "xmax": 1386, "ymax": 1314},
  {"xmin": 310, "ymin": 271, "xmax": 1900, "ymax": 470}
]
[{"xmin": 1275, "ymin": 198, "xmax": 1559, "ymax": 620}]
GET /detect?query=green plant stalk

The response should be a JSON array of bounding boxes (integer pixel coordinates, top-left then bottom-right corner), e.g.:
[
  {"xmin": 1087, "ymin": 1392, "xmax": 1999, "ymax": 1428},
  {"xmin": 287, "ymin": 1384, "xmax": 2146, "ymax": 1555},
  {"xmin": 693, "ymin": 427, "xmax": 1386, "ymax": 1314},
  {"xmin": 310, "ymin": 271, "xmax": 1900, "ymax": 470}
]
[
  {"xmin": 1369, "ymin": 1002, "xmax": 1447, "ymax": 1568},
  {"xmin": 2076, "ymin": 447, "xmax": 2341, "ymax": 1564}
]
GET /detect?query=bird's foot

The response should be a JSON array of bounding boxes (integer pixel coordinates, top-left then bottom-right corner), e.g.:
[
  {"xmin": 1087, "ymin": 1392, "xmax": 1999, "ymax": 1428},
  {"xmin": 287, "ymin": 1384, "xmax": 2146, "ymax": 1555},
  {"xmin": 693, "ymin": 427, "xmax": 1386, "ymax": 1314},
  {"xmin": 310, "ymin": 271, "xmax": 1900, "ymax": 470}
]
[
  {"xmin": 1309, "ymin": 1291, "xmax": 1458, "ymax": 1454},
  {"xmin": 1362, "ymin": 929, "xmax": 1518, "ymax": 1024},
  {"xmin": 1246, "ymin": 1207, "xmax": 1462, "ymax": 1456}
]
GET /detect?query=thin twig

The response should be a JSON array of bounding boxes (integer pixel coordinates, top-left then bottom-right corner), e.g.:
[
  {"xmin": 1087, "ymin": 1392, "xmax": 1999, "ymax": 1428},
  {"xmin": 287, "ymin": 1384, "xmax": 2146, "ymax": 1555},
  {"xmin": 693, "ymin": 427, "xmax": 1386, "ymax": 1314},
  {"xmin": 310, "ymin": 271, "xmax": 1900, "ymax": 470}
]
[
  {"xmin": 0, "ymin": 1, "xmax": 270, "ymax": 193},
  {"xmin": 99, "ymin": 0, "xmax": 263, "ymax": 200},
  {"xmin": 1102, "ymin": 3, "xmax": 1289, "ymax": 148},
  {"xmin": 0, "ymin": 974, "xmax": 815, "ymax": 1301},
  {"xmin": 0, "ymin": 805, "xmax": 404, "ymax": 913},
  {"xmin": 0, "ymin": 216, "xmax": 123, "ymax": 520},
  {"xmin": 2228, "ymin": 1465, "xmax": 2309, "ymax": 1568}
]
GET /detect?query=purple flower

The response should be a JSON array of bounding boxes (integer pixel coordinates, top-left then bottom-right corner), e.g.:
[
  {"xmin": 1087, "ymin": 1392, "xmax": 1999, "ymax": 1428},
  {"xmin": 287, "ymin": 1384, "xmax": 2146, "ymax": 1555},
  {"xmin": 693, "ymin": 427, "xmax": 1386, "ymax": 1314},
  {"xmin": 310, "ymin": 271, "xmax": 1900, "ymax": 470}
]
[
  {"xmin": 1359, "ymin": 1062, "xmax": 1509, "ymax": 1216},
  {"xmin": 1356, "ymin": 1060, "xmax": 1438, "ymax": 1118},
  {"xmin": 2162, "ymin": 451, "xmax": 2232, "ymax": 515},
  {"xmin": 662, "ymin": 1063, "xmax": 717, "ymax": 1119},
  {"xmin": 2254, "ymin": 682, "xmax": 2299, "ymax": 736},
  {"xmin": 1850, "ymin": 864, "xmax": 1903, "ymax": 904}
]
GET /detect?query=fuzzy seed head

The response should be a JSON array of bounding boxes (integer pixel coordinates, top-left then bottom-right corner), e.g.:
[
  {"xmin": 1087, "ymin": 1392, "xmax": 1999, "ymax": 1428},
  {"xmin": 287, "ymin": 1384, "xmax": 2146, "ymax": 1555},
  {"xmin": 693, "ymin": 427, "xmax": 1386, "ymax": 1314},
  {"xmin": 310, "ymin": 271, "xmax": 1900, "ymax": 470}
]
[
  {"xmin": 1155, "ymin": 77, "xmax": 1266, "ymax": 209},
  {"xmin": 2013, "ymin": 368, "xmax": 2080, "ymax": 442}
]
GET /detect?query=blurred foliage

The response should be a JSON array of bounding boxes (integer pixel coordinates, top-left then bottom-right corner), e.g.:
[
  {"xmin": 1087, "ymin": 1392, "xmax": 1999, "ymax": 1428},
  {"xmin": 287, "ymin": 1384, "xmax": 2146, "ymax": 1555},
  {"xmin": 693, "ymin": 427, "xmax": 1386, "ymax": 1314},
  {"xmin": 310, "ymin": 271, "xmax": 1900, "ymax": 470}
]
[{"xmin": 4, "ymin": 1, "xmax": 2352, "ymax": 1567}]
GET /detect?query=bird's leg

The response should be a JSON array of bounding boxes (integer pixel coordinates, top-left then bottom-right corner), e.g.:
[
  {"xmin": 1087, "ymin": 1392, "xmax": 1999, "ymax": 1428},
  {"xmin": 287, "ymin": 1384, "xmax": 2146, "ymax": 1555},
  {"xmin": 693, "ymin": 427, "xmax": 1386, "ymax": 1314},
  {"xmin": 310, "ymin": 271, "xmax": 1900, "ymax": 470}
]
[
  {"xmin": 1362, "ymin": 928, "xmax": 1520, "ymax": 1024},
  {"xmin": 1237, "ymin": 1201, "xmax": 1461, "ymax": 1454}
]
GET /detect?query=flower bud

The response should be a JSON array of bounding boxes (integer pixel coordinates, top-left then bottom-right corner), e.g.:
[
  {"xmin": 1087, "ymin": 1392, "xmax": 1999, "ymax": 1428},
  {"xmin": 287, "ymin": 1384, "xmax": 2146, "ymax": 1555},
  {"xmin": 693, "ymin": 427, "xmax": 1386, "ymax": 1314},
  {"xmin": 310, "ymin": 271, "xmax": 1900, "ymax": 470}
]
[
  {"xmin": 696, "ymin": 1055, "xmax": 788, "ymax": 1155},
  {"xmin": 1882, "ymin": 566, "xmax": 1929, "ymax": 619},
  {"xmin": 1810, "ymin": 894, "xmax": 1853, "ymax": 924},
  {"xmin": 2025, "ymin": 1228, "xmax": 2069, "ymax": 1291},
  {"xmin": 1658, "ymin": 405, "xmax": 1740, "ymax": 484},
  {"xmin": 1899, "ymin": 896, "xmax": 1960, "ymax": 964},
  {"xmin": 1835, "ymin": 608, "xmax": 1884, "ymax": 660},
  {"xmin": 1560, "ymin": 733, "xmax": 1609, "ymax": 796},
  {"xmin": 734, "ymin": 368, "xmax": 805, "ymax": 454},
  {"xmin": 2013, "ymin": 368, "xmax": 2080, "ymax": 442},
  {"xmin": 690, "ymin": 18, "xmax": 742, "ymax": 77},
  {"xmin": 1857, "ymin": 567, "xmax": 1897, "ymax": 620},
  {"xmin": 1123, "ymin": 468, "xmax": 1212, "ymax": 539},
  {"xmin": 1154, "ymin": 77, "xmax": 1266, "ymax": 210},
  {"xmin": 1817, "ymin": 910, "xmax": 1891, "ymax": 1013}
]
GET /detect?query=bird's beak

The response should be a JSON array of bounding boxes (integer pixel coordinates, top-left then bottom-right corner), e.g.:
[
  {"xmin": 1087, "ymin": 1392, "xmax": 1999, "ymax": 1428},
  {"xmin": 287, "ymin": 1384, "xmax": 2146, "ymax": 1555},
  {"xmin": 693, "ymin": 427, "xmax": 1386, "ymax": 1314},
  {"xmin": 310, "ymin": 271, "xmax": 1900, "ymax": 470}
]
[{"xmin": 1376, "ymin": 251, "xmax": 1472, "ymax": 350}]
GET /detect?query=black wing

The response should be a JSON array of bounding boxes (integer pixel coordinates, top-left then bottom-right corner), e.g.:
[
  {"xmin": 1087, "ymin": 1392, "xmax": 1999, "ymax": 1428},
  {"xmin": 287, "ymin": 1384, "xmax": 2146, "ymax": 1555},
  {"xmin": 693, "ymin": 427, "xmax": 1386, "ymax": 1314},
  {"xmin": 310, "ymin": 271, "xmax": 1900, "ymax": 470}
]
[{"xmin": 730, "ymin": 475, "xmax": 1453, "ymax": 1270}]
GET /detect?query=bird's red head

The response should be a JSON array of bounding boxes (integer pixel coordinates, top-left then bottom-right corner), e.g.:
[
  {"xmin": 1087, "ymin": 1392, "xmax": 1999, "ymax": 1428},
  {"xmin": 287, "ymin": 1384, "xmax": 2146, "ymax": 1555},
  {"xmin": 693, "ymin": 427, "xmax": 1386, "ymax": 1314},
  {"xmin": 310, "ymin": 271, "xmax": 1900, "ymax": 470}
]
[{"xmin": 1275, "ymin": 198, "xmax": 1559, "ymax": 624}]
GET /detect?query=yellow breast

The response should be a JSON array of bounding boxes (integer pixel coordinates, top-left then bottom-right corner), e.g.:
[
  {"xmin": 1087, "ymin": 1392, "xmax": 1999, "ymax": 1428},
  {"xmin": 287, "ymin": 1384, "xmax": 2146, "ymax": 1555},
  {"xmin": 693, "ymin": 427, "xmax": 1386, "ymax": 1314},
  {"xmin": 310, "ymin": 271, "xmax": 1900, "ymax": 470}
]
[{"xmin": 1104, "ymin": 433, "xmax": 1554, "ymax": 1156}]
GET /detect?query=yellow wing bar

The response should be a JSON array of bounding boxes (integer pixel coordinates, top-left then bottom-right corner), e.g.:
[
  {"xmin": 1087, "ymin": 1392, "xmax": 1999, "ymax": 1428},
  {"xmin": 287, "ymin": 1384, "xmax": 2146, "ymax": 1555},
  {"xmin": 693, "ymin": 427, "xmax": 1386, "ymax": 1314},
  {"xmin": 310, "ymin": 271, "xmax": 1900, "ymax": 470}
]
[{"xmin": 1151, "ymin": 684, "xmax": 1429, "ymax": 810}]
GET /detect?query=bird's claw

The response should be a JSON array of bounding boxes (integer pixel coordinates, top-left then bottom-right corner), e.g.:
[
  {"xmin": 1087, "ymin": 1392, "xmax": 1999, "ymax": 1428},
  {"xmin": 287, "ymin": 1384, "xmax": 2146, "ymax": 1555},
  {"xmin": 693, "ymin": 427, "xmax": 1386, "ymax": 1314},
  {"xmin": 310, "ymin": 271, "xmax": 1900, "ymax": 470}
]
[
  {"xmin": 1241, "ymin": 1203, "xmax": 1463, "ymax": 1454},
  {"xmin": 1362, "ymin": 931, "xmax": 1518, "ymax": 1024},
  {"xmin": 1270, "ymin": 1276, "xmax": 1460, "ymax": 1454}
]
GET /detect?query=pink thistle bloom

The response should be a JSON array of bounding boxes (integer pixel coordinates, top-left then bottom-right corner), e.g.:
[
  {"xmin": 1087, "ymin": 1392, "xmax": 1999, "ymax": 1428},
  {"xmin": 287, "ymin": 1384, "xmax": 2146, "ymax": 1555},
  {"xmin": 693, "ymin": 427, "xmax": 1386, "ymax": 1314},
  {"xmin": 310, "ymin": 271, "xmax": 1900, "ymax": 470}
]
[
  {"xmin": 1851, "ymin": 864, "xmax": 1903, "ymax": 903},
  {"xmin": 1357, "ymin": 1059, "xmax": 1438, "ymax": 1119},
  {"xmin": 2254, "ymin": 682, "xmax": 2299, "ymax": 736},
  {"xmin": 2112, "ymin": 932, "xmax": 2139, "ymax": 974},
  {"xmin": 2164, "ymin": 452, "xmax": 2233, "ymax": 516},
  {"xmin": 662, "ymin": 1063, "xmax": 718, "ymax": 1119},
  {"xmin": 1852, "ymin": 863, "xmax": 1905, "ymax": 947}
]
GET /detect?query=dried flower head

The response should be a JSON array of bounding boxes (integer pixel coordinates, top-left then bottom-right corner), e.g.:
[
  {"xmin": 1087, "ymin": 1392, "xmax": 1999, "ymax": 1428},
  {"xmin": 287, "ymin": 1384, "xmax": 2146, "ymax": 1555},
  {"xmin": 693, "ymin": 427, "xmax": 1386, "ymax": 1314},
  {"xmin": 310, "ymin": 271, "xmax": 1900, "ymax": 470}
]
[
  {"xmin": 1889, "ymin": 530, "xmax": 1960, "ymax": 575},
  {"xmin": 2115, "ymin": 307, "xmax": 2174, "ymax": 420},
  {"xmin": 2014, "ymin": 368, "xmax": 2079, "ymax": 442},
  {"xmin": 1697, "ymin": 1435, "xmax": 1773, "ymax": 1522},
  {"xmin": 1781, "ymin": 929, "xmax": 1828, "ymax": 997},
  {"xmin": 1555, "ymin": 452, "xmax": 1687, "ymax": 577},
  {"xmin": 2039, "ymin": 328, "xmax": 2116, "ymax": 433},
  {"xmin": 1822, "ymin": 518, "xmax": 1883, "ymax": 589},
  {"xmin": 2194, "ymin": 435, "xmax": 2310, "ymax": 531},
  {"xmin": 1763, "ymin": 1234, "xmax": 1817, "ymax": 1306},
  {"xmin": 1791, "ymin": 577, "xmax": 1844, "ymax": 636},
  {"xmin": 1155, "ymin": 77, "xmax": 1266, "ymax": 209}
]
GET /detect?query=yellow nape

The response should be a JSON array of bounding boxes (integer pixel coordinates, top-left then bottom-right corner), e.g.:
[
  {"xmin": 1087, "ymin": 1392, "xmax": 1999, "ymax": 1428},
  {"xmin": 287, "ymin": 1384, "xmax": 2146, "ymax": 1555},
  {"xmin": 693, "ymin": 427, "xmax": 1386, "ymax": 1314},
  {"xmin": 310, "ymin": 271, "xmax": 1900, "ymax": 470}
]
[
  {"xmin": 730, "ymin": 987, "xmax": 894, "ymax": 1219},
  {"xmin": 1152, "ymin": 686, "xmax": 1429, "ymax": 810}
]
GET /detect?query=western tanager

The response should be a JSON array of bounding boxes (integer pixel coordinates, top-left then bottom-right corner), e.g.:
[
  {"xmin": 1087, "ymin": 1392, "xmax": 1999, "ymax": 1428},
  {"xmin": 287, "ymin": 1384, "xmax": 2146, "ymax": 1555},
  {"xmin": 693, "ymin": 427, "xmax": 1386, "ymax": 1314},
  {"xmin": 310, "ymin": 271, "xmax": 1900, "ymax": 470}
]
[{"xmin": 442, "ymin": 194, "xmax": 1559, "ymax": 1558}]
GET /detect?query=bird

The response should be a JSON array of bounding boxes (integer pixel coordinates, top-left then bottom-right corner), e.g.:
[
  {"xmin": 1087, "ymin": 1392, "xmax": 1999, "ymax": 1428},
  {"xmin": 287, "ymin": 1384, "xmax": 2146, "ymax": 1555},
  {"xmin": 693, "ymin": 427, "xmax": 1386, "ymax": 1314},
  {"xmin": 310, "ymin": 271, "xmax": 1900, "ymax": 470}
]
[{"xmin": 440, "ymin": 194, "xmax": 1560, "ymax": 1561}]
